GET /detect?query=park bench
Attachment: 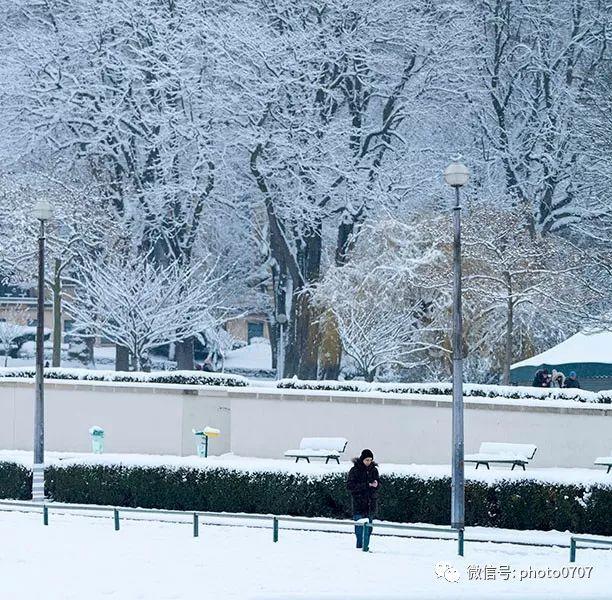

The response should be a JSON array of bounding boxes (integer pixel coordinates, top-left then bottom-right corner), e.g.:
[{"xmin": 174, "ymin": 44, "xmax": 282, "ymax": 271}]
[
  {"xmin": 464, "ymin": 442, "xmax": 538, "ymax": 470},
  {"xmin": 284, "ymin": 437, "xmax": 348, "ymax": 464},
  {"xmin": 594, "ymin": 451, "xmax": 612, "ymax": 473}
]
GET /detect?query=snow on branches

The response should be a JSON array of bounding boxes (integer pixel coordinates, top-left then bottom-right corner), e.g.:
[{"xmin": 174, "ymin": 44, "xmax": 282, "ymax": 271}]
[{"xmin": 66, "ymin": 252, "xmax": 230, "ymax": 370}]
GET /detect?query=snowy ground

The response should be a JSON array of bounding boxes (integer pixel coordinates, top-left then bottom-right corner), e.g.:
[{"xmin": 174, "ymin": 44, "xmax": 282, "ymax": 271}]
[
  {"xmin": 6, "ymin": 339, "xmax": 273, "ymax": 372},
  {"xmin": 222, "ymin": 340, "xmax": 272, "ymax": 371},
  {"xmin": 0, "ymin": 508, "xmax": 609, "ymax": 600}
]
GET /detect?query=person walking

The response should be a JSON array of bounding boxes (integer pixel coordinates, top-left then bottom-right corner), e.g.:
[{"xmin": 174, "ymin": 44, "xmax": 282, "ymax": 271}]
[
  {"xmin": 564, "ymin": 371, "xmax": 581, "ymax": 389},
  {"xmin": 347, "ymin": 448, "xmax": 380, "ymax": 549}
]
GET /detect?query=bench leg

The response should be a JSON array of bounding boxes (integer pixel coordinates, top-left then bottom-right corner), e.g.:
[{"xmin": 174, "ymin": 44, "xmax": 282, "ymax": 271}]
[
  {"xmin": 521, "ymin": 464, "xmax": 526, "ymax": 471},
  {"xmin": 607, "ymin": 466, "xmax": 611, "ymax": 474},
  {"xmin": 334, "ymin": 457, "xmax": 340, "ymax": 464},
  {"xmin": 295, "ymin": 457, "xmax": 299, "ymax": 464},
  {"xmin": 325, "ymin": 457, "xmax": 330, "ymax": 464},
  {"xmin": 485, "ymin": 463, "xmax": 490, "ymax": 470},
  {"xmin": 475, "ymin": 463, "xmax": 479, "ymax": 470},
  {"xmin": 511, "ymin": 463, "xmax": 516, "ymax": 471}
]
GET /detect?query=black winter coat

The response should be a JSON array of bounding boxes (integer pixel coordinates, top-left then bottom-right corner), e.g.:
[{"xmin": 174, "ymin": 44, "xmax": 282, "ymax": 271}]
[
  {"xmin": 532, "ymin": 370, "xmax": 551, "ymax": 387},
  {"xmin": 346, "ymin": 459, "xmax": 380, "ymax": 516}
]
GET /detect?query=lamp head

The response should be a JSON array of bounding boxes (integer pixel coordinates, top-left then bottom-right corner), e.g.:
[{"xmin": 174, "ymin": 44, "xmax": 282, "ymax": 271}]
[
  {"xmin": 444, "ymin": 158, "xmax": 470, "ymax": 188},
  {"xmin": 32, "ymin": 199, "xmax": 54, "ymax": 221}
]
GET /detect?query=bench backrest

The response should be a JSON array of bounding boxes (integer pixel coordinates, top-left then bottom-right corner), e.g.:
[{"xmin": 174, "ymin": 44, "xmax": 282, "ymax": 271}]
[
  {"xmin": 299, "ymin": 437, "xmax": 348, "ymax": 452},
  {"xmin": 479, "ymin": 442, "xmax": 537, "ymax": 460}
]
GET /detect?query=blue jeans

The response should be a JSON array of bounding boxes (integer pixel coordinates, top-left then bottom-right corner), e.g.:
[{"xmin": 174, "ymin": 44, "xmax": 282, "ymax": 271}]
[{"xmin": 353, "ymin": 514, "xmax": 372, "ymax": 548}]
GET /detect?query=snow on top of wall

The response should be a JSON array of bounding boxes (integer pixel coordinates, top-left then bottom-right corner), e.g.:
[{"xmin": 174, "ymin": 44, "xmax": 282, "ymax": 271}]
[
  {"xmin": 0, "ymin": 367, "xmax": 249, "ymax": 387},
  {"xmin": 512, "ymin": 330, "xmax": 612, "ymax": 369},
  {"xmin": 276, "ymin": 378, "xmax": 610, "ymax": 405}
]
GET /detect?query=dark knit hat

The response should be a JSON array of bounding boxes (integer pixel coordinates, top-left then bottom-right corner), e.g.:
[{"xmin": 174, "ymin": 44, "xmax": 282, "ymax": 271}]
[{"xmin": 360, "ymin": 448, "xmax": 374, "ymax": 461}]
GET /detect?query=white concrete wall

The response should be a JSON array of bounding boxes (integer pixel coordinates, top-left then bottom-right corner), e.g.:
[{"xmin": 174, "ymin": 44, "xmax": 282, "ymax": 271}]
[
  {"xmin": 0, "ymin": 381, "xmax": 230, "ymax": 456},
  {"xmin": 228, "ymin": 389, "xmax": 612, "ymax": 468},
  {"xmin": 0, "ymin": 380, "xmax": 610, "ymax": 467}
]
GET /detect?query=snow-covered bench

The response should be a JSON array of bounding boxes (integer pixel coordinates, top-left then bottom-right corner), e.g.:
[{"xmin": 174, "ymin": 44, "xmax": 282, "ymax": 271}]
[
  {"xmin": 464, "ymin": 442, "xmax": 538, "ymax": 471},
  {"xmin": 284, "ymin": 437, "xmax": 348, "ymax": 464},
  {"xmin": 594, "ymin": 451, "xmax": 612, "ymax": 474}
]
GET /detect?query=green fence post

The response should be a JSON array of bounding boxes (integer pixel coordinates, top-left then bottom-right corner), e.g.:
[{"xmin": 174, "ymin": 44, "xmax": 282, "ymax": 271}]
[
  {"xmin": 362, "ymin": 523, "xmax": 372, "ymax": 552},
  {"xmin": 458, "ymin": 529, "xmax": 464, "ymax": 557},
  {"xmin": 114, "ymin": 509, "xmax": 120, "ymax": 531},
  {"xmin": 43, "ymin": 505, "xmax": 48, "ymax": 526},
  {"xmin": 570, "ymin": 538, "xmax": 576, "ymax": 563},
  {"xmin": 193, "ymin": 513, "xmax": 199, "ymax": 538},
  {"xmin": 273, "ymin": 517, "xmax": 279, "ymax": 543}
]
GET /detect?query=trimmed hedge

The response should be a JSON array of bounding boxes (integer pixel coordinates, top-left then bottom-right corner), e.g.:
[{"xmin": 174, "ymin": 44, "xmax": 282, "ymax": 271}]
[
  {"xmin": 1, "ymin": 461, "xmax": 610, "ymax": 535},
  {"xmin": 0, "ymin": 367, "xmax": 248, "ymax": 387},
  {"xmin": 277, "ymin": 378, "xmax": 612, "ymax": 404}
]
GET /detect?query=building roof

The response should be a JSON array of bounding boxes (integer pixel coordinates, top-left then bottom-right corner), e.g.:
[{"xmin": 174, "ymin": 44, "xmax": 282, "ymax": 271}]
[{"xmin": 511, "ymin": 330, "xmax": 612, "ymax": 369}]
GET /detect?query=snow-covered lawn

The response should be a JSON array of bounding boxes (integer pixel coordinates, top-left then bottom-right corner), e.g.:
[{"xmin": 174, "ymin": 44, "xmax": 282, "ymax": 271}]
[
  {"xmin": 0, "ymin": 509, "xmax": 609, "ymax": 599},
  {"xmin": 7, "ymin": 339, "xmax": 273, "ymax": 372},
  {"xmin": 223, "ymin": 340, "xmax": 272, "ymax": 371}
]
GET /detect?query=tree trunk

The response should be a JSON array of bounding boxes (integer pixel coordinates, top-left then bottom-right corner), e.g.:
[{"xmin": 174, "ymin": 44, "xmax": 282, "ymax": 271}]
[
  {"xmin": 175, "ymin": 337, "xmax": 194, "ymax": 370},
  {"xmin": 270, "ymin": 321, "xmax": 278, "ymax": 371},
  {"xmin": 115, "ymin": 344, "xmax": 130, "ymax": 371},
  {"xmin": 318, "ymin": 310, "xmax": 342, "ymax": 380},
  {"xmin": 85, "ymin": 337, "xmax": 95, "ymax": 367},
  {"xmin": 502, "ymin": 295, "xmax": 514, "ymax": 385},
  {"xmin": 52, "ymin": 258, "xmax": 62, "ymax": 367},
  {"xmin": 294, "ymin": 290, "xmax": 320, "ymax": 380}
]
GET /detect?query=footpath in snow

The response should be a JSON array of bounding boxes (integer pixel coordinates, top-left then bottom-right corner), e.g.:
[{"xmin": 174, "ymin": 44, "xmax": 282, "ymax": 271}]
[{"xmin": 0, "ymin": 509, "xmax": 609, "ymax": 600}]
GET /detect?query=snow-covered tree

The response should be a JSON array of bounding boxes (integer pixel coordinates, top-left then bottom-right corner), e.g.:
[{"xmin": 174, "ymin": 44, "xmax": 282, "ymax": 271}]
[
  {"xmin": 0, "ymin": 306, "xmax": 29, "ymax": 367},
  {"xmin": 461, "ymin": 202, "xmax": 593, "ymax": 383},
  {"xmin": 215, "ymin": 0, "xmax": 472, "ymax": 378},
  {"xmin": 314, "ymin": 218, "xmax": 450, "ymax": 380},
  {"xmin": 472, "ymin": 0, "xmax": 609, "ymax": 234},
  {"xmin": 66, "ymin": 251, "xmax": 231, "ymax": 371}
]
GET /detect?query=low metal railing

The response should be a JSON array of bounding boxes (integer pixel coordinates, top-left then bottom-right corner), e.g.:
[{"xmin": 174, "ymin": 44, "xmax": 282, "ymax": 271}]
[
  {"xmin": 570, "ymin": 536, "xmax": 612, "ymax": 562},
  {"xmin": 0, "ymin": 498, "xmax": 464, "ymax": 554}
]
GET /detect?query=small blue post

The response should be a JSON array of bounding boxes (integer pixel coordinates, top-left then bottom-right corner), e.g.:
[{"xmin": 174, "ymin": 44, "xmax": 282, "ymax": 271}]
[
  {"xmin": 43, "ymin": 505, "xmax": 48, "ymax": 526},
  {"xmin": 458, "ymin": 529, "xmax": 464, "ymax": 556},
  {"xmin": 114, "ymin": 509, "xmax": 120, "ymax": 531},
  {"xmin": 193, "ymin": 513, "xmax": 199, "ymax": 537},
  {"xmin": 570, "ymin": 538, "xmax": 576, "ymax": 563}
]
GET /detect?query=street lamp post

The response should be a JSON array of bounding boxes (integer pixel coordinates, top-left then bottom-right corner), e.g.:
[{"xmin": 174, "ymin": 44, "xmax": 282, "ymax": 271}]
[
  {"xmin": 443, "ymin": 158, "xmax": 470, "ymax": 537},
  {"xmin": 276, "ymin": 314, "xmax": 288, "ymax": 380},
  {"xmin": 32, "ymin": 199, "xmax": 53, "ymax": 502}
]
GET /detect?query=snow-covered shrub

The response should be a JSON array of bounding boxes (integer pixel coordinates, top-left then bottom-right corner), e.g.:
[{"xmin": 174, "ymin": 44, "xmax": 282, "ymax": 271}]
[
  {"xmin": 277, "ymin": 379, "xmax": 606, "ymax": 403},
  {"xmin": 0, "ymin": 460, "xmax": 607, "ymax": 535},
  {"xmin": 0, "ymin": 367, "xmax": 249, "ymax": 387}
]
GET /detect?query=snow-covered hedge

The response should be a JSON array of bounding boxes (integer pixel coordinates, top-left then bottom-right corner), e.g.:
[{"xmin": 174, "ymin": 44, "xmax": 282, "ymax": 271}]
[
  {"xmin": 0, "ymin": 367, "xmax": 249, "ymax": 387},
  {"xmin": 277, "ymin": 379, "xmax": 612, "ymax": 403},
  {"xmin": 0, "ymin": 460, "xmax": 610, "ymax": 536}
]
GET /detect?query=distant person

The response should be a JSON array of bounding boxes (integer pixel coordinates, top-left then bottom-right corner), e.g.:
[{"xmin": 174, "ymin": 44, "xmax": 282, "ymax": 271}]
[
  {"xmin": 347, "ymin": 449, "xmax": 380, "ymax": 549},
  {"xmin": 532, "ymin": 368, "xmax": 551, "ymax": 388},
  {"xmin": 201, "ymin": 353, "xmax": 214, "ymax": 372},
  {"xmin": 551, "ymin": 369, "xmax": 565, "ymax": 388},
  {"xmin": 564, "ymin": 371, "xmax": 581, "ymax": 389}
]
